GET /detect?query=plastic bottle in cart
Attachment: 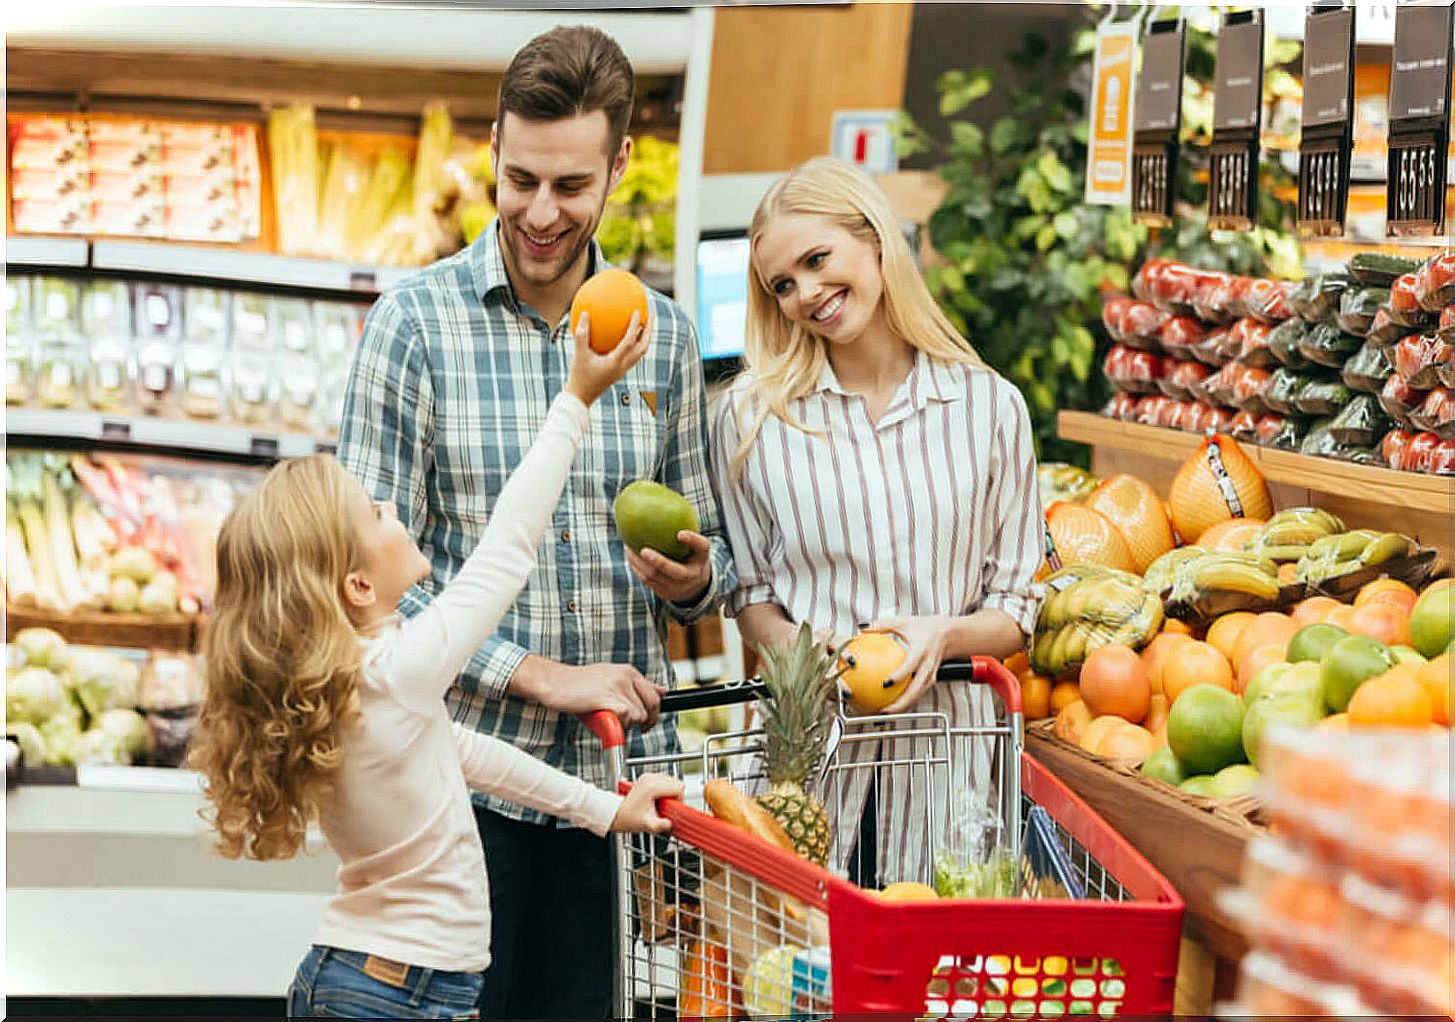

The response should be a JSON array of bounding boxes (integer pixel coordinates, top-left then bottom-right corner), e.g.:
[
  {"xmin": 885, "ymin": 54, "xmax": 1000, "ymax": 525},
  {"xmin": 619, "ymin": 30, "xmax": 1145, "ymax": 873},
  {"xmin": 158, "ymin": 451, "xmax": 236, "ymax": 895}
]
[
  {"xmin": 80, "ymin": 280, "xmax": 134, "ymax": 412},
  {"xmin": 33, "ymin": 277, "xmax": 83, "ymax": 409},
  {"xmin": 132, "ymin": 282, "xmax": 184, "ymax": 414},
  {"xmin": 228, "ymin": 292, "xmax": 276, "ymax": 425},
  {"xmin": 274, "ymin": 296, "xmax": 321, "ymax": 433},
  {"xmin": 6, "ymin": 275, "xmax": 34, "ymax": 405},
  {"xmin": 179, "ymin": 287, "xmax": 230, "ymax": 420}
]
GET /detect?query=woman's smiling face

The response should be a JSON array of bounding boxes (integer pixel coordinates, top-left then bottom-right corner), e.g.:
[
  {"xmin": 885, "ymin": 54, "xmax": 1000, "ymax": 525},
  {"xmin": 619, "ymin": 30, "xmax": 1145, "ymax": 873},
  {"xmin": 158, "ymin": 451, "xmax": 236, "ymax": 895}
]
[{"xmin": 753, "ymin": 211, "xmax": 885, "ymax": 346}]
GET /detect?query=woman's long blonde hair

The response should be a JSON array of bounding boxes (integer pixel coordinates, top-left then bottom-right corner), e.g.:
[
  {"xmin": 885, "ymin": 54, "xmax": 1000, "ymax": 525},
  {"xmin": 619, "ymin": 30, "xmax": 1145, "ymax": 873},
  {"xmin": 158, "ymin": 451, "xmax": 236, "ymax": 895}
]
[
  {"xmin": 190, "ymin": 454, "xmax": 364, "ymax": 861},
  {"xmin": 730, "ymin": 156, "xmax": 989, "ymax": 474}
]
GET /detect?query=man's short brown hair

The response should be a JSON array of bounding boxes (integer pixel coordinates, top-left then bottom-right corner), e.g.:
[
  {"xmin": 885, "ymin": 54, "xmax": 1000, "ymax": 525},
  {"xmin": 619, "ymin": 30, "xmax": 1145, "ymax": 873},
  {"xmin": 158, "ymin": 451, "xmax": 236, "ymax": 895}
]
[{"xmin": 497, "ymin": 26, "xmax": 635, "ymax": 155}]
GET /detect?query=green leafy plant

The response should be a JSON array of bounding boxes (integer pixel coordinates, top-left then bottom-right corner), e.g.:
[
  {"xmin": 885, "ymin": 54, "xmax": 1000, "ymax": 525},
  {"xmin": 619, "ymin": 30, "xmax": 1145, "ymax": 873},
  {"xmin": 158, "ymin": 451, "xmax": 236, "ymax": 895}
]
[{"xmin": 898, "ymin": 21, "xmax": 1302, "ymax": 466}]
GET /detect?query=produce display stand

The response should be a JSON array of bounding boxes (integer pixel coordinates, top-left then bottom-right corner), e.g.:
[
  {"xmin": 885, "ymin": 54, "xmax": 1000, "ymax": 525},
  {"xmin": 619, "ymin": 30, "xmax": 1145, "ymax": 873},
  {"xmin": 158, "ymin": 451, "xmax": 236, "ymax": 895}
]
[{"xmin": 4, "ymin": 604, "xmax": 199, "ymax": 652}]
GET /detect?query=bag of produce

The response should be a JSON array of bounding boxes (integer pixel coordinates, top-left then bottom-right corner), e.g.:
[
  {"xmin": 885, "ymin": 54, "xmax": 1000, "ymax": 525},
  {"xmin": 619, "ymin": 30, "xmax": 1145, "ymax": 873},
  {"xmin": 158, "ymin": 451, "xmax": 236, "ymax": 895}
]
[
  {"xmin": 1101, "ymin": 295, "xmax": 1132, "ymax": 344},
  {"xmin": 1133, "ymin": 394, "xmax": 1170, "ymax": 426},
  {"xmin": 1158, "ymin": 315, "xmax": 1208, "ymax": 360},
  {"xmin": 1228, "ymin": 410, "xmax": 1259, "ymax": 443},
  {"xmin": 1160, "ymin": 359, "xmax": 1212, "ymax": 402},
  {"xmin": 1288, "ymin": 272, "xmax": 1351, "ymax": 323},
  {"xmin": 1103, "ymin": 391, "xmax": 1138, "ymax": 421},
  {"xmin": 1031, "ymin": 566, "xmax": 1163, "ymax": 679},
  {"xmin": 1378, "ymin": 375, "xmax": 1427, "ymax": 427},
  {"xmin": 1430, "ymin": 437, "xmax": 1455, "ymax": 476},
  {"xmin": 1121, "ymin": 301, "xmax": 1170, "ymax": 351},
  {"xmin": 1410, "ymin": 387, "xmax": 1455, "ymax": 440},
  {"xmin": 1165, "ymin": 548, "xmax": 1291, "ymax": 622},
  {"xmin": 1293, "ymin": 376, "xmax": 1352, "ymax": 417},
  {"xmin": 1415, "ymin": 253, "xmax": 1455, "ymax": 312},
  {"xmin": 1263, "ymin": 367, "xmax": 1304, "ymax": 415},
  {"xmin": 1393, "ymin": 334, "xmax": 1453, "ymax": 390},
  {"xmin": 1201, "ymin": 362, "xmax": 1241, "ymax": 408},
  {"xmin": 1438, "ymin": 305, "xmax": 1455, "ymax": 345},
  {"xmin": 1262, "ymin": 415, "xmax": 1310, "ymax": 451},
  {"xmin": 1232, "ymin": 365, "xmax": 1274, "ymax": 414},
  {"xmin": 1267, "ymin": 318, "xmax": 1312, "ymax": 368},
  {"xmin": 1190, "ymin": 270, "xmax": 1237, "ymax": 325},
  {"xmin": 1342, "ymin": 343, "xmax": 1395, "ymax": 394},
  {"xmin": 1365, "ymin": 306, "xmax": 1410, "ymax": 350},
  {"xmin": 1131, "ymin": 259, "xmax": 1164, "ymax": 302},
  {"xmin": 1242, "ymin": 278, "xmax": 1294, "ymax": 324},
  {"xmin": 1347, "ymin": 252, "xmax": 1423, "ymax": 287},
  {"xmin": 1297, "ymin": 418, "xmax": 1341, "ymax": 458},
  {"xmin": 1297, "ymin": 322, "xmax": 1363, "ymax": 369},
  {"xmin": 1253, "ymin": 413, "xmax": 1288, "ymax": 447},
  {"xmin": 1149, "ymin": 262, "xmax": 1213, "ymax": 315},
  {"xmin": 1327, "ymin": 394, "xmax": 1394, "ymax": 448},
  {"xmin": 1236, "ymin": 320, "xmax": 1278, "ymax": 369},
  {"xmin": 1334, "ymin": 286, "xmax": 1387, "ymax": 337},
  {"xmin": 1103, "ymin": 344, "xmax": 1164, "ymax": 395},
  {"xmin": 1389, "ymin": 272, "xmax": 1436, "ymax": 329},
  {"xmin": 1380, "ymin": 428, "xmax": 1418, "ymax": 470},
  {"xmin": 1164, "ymin": 400, "xmax": 1200, "ymax": 431}
]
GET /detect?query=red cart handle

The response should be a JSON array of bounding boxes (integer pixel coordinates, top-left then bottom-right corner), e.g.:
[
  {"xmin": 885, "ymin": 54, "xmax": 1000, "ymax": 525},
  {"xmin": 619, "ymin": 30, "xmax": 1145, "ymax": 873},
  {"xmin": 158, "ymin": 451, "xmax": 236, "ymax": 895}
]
[
  {"xmin": 940, "ymin": 656, "xmax": 1023, "ymax": 716},
  {"xmin": 579, "ymin": 709, "xmax": 626, "ymax": 750}
]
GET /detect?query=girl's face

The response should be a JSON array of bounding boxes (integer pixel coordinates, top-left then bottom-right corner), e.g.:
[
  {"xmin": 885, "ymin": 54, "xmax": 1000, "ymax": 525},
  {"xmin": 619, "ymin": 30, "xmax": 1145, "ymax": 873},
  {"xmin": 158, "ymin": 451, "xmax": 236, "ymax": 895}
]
[
  {"xmin": 343, "ymin": 476, "xmax": 430, "ymax": 619},
  {"xmin": 754, "ymin": 211, "xmax": 885, "ymax": 347}
]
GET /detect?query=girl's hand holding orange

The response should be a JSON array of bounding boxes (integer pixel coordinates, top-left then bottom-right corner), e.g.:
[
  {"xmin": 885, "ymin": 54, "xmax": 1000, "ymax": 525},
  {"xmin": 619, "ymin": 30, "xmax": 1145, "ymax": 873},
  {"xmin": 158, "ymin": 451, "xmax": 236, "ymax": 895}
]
[{"xmin": 564, "ymin": 308, "xmax": 652, "ymax": 406}]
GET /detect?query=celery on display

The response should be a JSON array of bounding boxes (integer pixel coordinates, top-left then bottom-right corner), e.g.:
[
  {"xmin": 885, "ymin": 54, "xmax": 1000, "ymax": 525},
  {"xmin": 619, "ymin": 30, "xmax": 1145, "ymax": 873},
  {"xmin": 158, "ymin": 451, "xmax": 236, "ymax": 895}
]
[
  {"xmin": 268, "ymin": 103, "xmax": 321, "ymax": 255},
  {"xmin": 10, "ymin": 457, "xmax": 68, "ymax": 612},
  {"xmin": 6, "ymin": 496, "xmax": 38, "ymax": 608},
  {"xmin": 349, "ymin": 145, "xmax": 412, "ymax": 261}
]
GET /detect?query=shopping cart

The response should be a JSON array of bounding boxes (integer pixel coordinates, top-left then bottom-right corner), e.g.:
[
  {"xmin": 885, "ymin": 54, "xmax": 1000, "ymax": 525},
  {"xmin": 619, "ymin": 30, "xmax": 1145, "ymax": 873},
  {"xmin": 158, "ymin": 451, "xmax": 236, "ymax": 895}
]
[{"xmin": 582, "ymin": 657, "xmax": 1184, "ymax": 1019}]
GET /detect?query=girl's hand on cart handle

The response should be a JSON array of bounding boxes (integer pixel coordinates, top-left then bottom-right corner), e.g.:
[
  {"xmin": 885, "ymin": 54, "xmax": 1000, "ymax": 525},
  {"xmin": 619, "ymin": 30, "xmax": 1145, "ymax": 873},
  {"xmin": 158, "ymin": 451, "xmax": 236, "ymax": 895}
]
[
  {"xmin": 872, "ymin": 615, "xmax": 955, "ymax": 715},
  {"xmin": 611, "ymin": 772, "xmax": 683, "ymax": 834},
  {"xmin": 565, "ymin": 309, "xmax": 652, "ymax": 406}
]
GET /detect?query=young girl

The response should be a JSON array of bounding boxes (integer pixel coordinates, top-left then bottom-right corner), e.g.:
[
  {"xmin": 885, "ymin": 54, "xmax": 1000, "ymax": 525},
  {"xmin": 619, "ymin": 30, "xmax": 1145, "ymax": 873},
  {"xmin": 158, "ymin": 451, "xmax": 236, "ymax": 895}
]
[
  {"xmin": 190, "ymin": 312, "xmax": 681, "ymax": 1020},
  {"xmin": 710, "ymin": 156, "xmax": 1044, "ymax": 888}
]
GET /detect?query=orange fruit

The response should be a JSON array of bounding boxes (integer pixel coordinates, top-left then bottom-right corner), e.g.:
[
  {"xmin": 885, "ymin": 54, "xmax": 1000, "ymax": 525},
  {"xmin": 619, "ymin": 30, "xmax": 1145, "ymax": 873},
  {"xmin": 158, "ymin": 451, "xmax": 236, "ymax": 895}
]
[
  {"xmin": 1325, "ymin": 604, "xmax": 1360, "ymax": 631},
  {"xmin": 1317, "ymin": 712, "xmax": 1349, "ymax": 732},
  {"xmin": 1162, "ymin": 617, "xmax": 1194, "ymax": 636},
  {"xmin": 1144, "ymin": 693, "xmax": 1170, "ymax": 735},
  {"xmin": 1236, "ymin": 643, "xmax": 1288, "ymax": 696},
  {"xmin": 1096, "ymin": 723, "xmax": 1159, "ymax": 762},
  {"xmin": 1232, "ymin": 613, "xmax": 1299, "ymax": 666},
  {"xmin": 1021, "ymin": 674, "xmax": 1052, "ymax": 721},
  {"xmin": 1142, "ymin": 632, "xmax": 1195, "ymax": 696},
  {"xmin": 1080, "ymin": 714, "xmax": 1127, "ymax": 754},
  {"xmin": 1049, "ymin": 681, "xmax": 1082, "ymax": 714},
  {"xmin": 1292, "ymin": 596, "xmax": 1342, "ymax": 627},
  {"xmin": 1347, "ymin": 672, "xmax": 1435, "ymax": 727},
  {"xmin": 1053, "ymin": 699, "xmax": 1094, "ymax": 745},
  {"xmin": 1356, "ymin": 578, "xmax": 1418, "ymax": 610},
  {"xmin": 1197, "ymin": 517, "xmax": 1267, "ymax": 551},
  {"xmin": 1415, "ymin": 653, "xmax": 1451, "ymax": 726},
  {"xmin": 1206, "ymin": 611, "xmax": 1257, "ymax": 662},
  {"xmin": 1347, "ymin": 601, "xmax": 1414, "ymax": 648},
  {"xmin": 1004, "ymin": 652, "xmax": 1033, "ymax": 679},
  {"xmin": 1163, "ymin": 640, "xmax": 1235, "ymax": 704},
  {"xmin": 571, "ymin": 268, "xmax": 649, "ymax": 353},
  {"xmin": 1079, "ymin": 645, "xmax": 1151, "ymax": 723}
]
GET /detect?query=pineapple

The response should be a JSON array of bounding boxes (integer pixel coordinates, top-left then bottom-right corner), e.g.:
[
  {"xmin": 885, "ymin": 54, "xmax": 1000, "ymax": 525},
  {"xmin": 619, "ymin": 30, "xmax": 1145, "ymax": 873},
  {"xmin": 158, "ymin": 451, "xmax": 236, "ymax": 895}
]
[{"xmin": 753, "ymin": 623, "xmax": 838, "ymax": 866}]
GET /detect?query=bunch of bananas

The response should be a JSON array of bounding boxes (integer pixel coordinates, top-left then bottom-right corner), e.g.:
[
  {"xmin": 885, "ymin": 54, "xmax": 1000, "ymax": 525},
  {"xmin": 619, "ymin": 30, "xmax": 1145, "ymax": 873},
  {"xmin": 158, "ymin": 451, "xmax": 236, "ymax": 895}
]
[
  {"xmin": 1295, "ymin": 530, "xmax": 1415, "ymax": 585},
  {"xmin": 1169, "ymin": 550, "xmax": 1283, "ymax": 604},
  {"xmin": 1031, "ymin": 567, "xmax": 1163, "ymax": 678},
  {"xmin": 1244, "ymin": 507, "xmax": 1348, "ymax": 563},
  {"xmin": 1143, "ymin": 546, "xmax": 1207, "ymax": 594}
]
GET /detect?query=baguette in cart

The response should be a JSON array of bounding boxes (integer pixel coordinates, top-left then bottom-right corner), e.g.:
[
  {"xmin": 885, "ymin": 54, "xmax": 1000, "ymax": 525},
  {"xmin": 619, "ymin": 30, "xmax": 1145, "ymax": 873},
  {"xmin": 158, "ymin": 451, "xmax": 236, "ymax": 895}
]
[{"xmin": 581, "ymin": 656, "xmax": 1184, "ymax": 1019}]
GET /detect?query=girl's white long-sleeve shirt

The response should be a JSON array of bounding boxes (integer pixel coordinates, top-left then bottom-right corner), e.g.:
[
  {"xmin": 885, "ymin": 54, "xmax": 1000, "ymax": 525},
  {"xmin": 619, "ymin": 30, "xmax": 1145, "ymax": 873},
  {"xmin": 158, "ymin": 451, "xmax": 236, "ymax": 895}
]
[{"xmin": 312, "ymin": 392, "xmax": 623, "ymax": 973}]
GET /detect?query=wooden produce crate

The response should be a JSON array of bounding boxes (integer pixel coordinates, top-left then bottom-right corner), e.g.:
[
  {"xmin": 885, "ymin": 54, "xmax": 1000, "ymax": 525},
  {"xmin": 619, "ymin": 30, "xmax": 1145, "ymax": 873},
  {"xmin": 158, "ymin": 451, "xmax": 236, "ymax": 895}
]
[{"xmin": 5, "ymin": 604, "xmax": 199, "ymax": 652}]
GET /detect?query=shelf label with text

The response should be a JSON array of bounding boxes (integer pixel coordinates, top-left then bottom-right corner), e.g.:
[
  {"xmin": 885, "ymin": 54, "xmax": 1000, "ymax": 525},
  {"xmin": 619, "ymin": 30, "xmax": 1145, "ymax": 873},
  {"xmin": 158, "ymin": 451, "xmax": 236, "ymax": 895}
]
[{"xmin": 1086, "ymin": 20, "xmax": 1137, "ymax": 206}]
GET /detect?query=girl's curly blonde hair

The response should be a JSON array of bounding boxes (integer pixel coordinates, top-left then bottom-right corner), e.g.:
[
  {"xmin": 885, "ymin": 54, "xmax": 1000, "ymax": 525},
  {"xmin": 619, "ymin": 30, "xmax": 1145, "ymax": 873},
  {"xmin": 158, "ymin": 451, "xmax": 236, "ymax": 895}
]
[{"xmin": 190, "ymin": 455, "xmax": 364, "ymax": 861}]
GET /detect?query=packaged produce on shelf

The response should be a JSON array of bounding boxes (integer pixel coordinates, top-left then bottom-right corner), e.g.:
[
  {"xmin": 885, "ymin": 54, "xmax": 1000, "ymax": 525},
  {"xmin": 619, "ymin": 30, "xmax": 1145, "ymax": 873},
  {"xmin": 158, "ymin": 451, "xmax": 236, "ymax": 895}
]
[
  {"xmin": 1031, "ymin": 566, "xmax": 1162, "ymax": 679},
  {"xmin": 132, "ymin": 281, "xmax": 183, "ymax": 414},
  {"xmin": 1378, "ymin": 375, "xmax": 1425, "ymax": 429},
  {"xmin": 1340, "ymin": 343, "xmax": 1394, "ymax": 394},
  {"xmin": 1392, "ymin": 333, "xmax": 1454, "ymax": 391},
  {"xmin": 1326, "ymin": 395, "xmax": 1392, "ymax": 449},
  {"xmin": 1414, "ymin": 253, "xmax": 1455, "ymax": 312},
  {"xmin": 228, "ymin": 292, "xmax": 277, "ymax": 425},
  {"xmin": 1437, "ymin": 306, "xmax": 1455, "ymax": 345},
  {"xmin": 1409, "ymin": 387, "xmax": 1455, "ymax": 440},
  {"xmin": 80, "ymin": 281, "xmax": 134, "ymax": 412},
  {"xmin": 1287, "ymin": 272, "xmax": 1351, "ymax": 324},
  {"xmin": 179, "ymin": 287, "xmax": 229, "ymax": 420},
  {"xmin": 1364, "ymin": 305, "xmax": 1410, "ymax": 350},
  {"xmin": 1333, "ymin": 285, "xmax": 1385, "ymax": 337},
  {"xmin": 9, "ymin": 117, "xmax": 91, "ymax": 234}
]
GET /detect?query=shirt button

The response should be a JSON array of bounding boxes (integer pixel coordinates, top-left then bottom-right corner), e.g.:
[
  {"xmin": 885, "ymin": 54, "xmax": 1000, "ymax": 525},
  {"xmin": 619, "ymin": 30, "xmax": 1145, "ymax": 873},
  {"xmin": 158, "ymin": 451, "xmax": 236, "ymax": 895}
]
[
  {"xmin": 620, "ymin": 392, "xmax": 632, "ymax": 405},
  {"xmin": 566, "ymin": 600, "xmax": 578, "ymax": 613},
  {"xmin": 560, "ymin": 529, "xmax": 571, "ymax": 543}
]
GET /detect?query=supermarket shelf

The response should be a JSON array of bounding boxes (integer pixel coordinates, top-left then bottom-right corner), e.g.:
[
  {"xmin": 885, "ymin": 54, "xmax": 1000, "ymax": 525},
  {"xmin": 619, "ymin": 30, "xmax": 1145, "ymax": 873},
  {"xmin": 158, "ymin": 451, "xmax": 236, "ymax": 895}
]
[
  {"xmin": 1058, "ymin": 411, "xmax": 1455, "ymax": 515},
  {"xmin": 4, "ymin": 605, "xmax": 199, "ymax": 652},
  {"xmin": 7, "ymin": 6, "xmax": 697, "ymax": 74},
  {"xmin": 90, "ymin": 239, "xmax": 415, "ymax": 296},
  {"xmin": 6, "ymin": 407, "xmax": 334, "ymax": 461},
  {"xmin": 5, "ymin": 236, "xmax": 89, "ymax": 268}
]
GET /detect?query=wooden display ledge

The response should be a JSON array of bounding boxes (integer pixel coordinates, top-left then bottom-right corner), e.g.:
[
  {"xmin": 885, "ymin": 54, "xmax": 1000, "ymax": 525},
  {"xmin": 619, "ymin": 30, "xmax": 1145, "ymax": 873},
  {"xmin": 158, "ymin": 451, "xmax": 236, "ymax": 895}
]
[
  {"xmin": 1025, "ymin": 730, "xmax": 1256, "ymax": 965},
  {"xmin": 5, "ymin": 605, "xmax": 199, "ymax": 652},
  {"xmin": 1060, "ymin": 411, "xmax": 1455, "ymax": 565}
]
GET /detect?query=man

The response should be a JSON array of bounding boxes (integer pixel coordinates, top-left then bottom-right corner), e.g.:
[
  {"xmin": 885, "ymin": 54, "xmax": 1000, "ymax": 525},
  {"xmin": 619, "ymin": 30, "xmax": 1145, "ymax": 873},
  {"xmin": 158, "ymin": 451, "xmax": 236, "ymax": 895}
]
[{"xmin": 336, "ymin": 25, "xmax": 735, "ymax": 1019}]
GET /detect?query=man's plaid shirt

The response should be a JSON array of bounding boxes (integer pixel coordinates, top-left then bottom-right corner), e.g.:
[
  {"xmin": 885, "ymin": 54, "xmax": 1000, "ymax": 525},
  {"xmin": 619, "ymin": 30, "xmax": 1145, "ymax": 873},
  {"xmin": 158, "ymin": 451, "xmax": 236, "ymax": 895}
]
[{"xmin": 336, "ymin": 222, "xmax": 735, "ymax": 825}]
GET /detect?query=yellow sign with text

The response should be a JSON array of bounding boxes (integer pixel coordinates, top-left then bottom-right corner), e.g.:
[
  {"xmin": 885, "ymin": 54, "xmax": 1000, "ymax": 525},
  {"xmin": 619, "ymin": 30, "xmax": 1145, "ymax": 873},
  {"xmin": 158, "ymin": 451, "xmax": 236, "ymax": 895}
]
[{"xmin": 1086, "ymin": 22, "xmax": 1137, "ymax": 205}]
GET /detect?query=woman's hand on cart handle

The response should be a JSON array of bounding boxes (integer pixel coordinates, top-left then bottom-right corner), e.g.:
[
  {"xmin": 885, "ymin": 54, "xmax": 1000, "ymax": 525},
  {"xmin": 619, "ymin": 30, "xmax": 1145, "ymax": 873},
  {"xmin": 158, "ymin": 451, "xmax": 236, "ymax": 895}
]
[
  {"xmin": 611, "ymin": 772, "xmax": 683, "ymax": 835},
  {"xmin": 873, "ymin": 615, "xmax": 955, "ymax": 714}
]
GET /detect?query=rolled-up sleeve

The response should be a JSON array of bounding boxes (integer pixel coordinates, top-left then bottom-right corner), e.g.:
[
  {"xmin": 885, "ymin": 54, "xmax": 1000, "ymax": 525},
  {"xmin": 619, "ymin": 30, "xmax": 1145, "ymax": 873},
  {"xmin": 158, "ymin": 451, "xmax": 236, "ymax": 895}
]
[{"xmin": 978, "ymin": 380, "xmax": 1045, "ymax": 641}]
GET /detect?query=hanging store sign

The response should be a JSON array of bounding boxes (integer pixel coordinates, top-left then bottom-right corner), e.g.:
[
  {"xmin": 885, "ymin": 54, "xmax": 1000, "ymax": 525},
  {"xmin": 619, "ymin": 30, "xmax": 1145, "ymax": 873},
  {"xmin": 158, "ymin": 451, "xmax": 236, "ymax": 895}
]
[
  {"xmin": 1385, "ymin": 0, "xmax": 1453, "ymax": 237},
  {"xmin": 1207, "ymin": 8, "xmax": 1265, "ymax": 232},
  {"xmin": 1297, "ymin": 4, "xmax": 1357, "ymax": 238},
  {"xmin": 1085, "ymin": 19, "xmax": 1138, "ymax": 206},
  {"xmin": 1131, "ymin": 18, "xmax": 1186, "ymax": 227}
]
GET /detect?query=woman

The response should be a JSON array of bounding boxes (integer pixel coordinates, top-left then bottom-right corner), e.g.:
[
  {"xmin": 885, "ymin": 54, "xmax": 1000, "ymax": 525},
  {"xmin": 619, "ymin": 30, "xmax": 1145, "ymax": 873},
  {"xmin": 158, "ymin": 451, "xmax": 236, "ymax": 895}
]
[{"xmin": 710, "ymin": 156, "xmax": 1044, "ymax": 886}]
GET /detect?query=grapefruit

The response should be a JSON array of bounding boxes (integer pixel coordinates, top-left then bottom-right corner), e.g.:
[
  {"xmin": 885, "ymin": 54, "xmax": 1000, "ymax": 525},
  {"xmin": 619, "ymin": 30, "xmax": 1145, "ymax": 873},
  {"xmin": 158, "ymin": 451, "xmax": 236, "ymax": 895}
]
[
  {"xmin": 1347, "ymin": 601, "xmax": 1413, "ymax": 648},
  {"xmin": 1145, "ymin": 693, "xmax": 1170, "ymax": 736},
  {"xmin": 1232, "ymin": 613, "xmax": 1298, "ymax": 666},
  {"xmin": 1085, "ymin": 474, "xmax": 1175, "ymax": 572},
  {"xmin": 1320, "ymin": 634, "xmax": 1396, "ymax": 713},
  {"xmin": 1241, "ymin": 661, "xmax": 1292, "ymax": 706},
  {"xmin": 1236, "ymin": 643, "xmax": 1288, "ymax": 695},
  {"xmin": 571, "ymin": 268, "xmax": 649, "ymax": 353},
  {"xmin": 1140, "ymin": 745, "xmax": 1186, "ymax": 786},
  {"xmin": 1045, "ymin": 502, "xmax": 1138, "ymax": 573},
  {"xmin": 1355, "ymin": 579, "xmax": 1418, "ymax": 614},
  {"xmin": 1168, "ymin": 435, "xmax": 1273, "ymax": 546},
  {"xmin": 1097, "ymin": 723, "xmax": 1159, "ymax": 763},
  {"xmin": 1410, "ymin": 585, "xmax": 1455, "ymax": 658},
  {"xmin": 1079, "ymin": 714, "xmax": 1127, "ymax": 755},
  {"xmin": 1079, "ymin": 645, "xmax": 1151, "ymax": 722},
  {"xmin": 614, "ymin": 480, "xmax": 699, "ymax": 561},
  {"xmin": 837, "ymin": 632, "xmax": 910, "ymax": 713},
  {"xmin": 1286, "ymin": 622, "xmax": 1348, "ymax": 664},
  {"xmin": 1142, "ymin": 632, "xmax": 1194, "ymax": 696},
  {"xmin": 1167, "ymin": 684, "xmax": 1246, "ymax": 775},
  {"xmin": 1416, "ymin": 653, "xmax": 1450, "ymax": 725}
]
